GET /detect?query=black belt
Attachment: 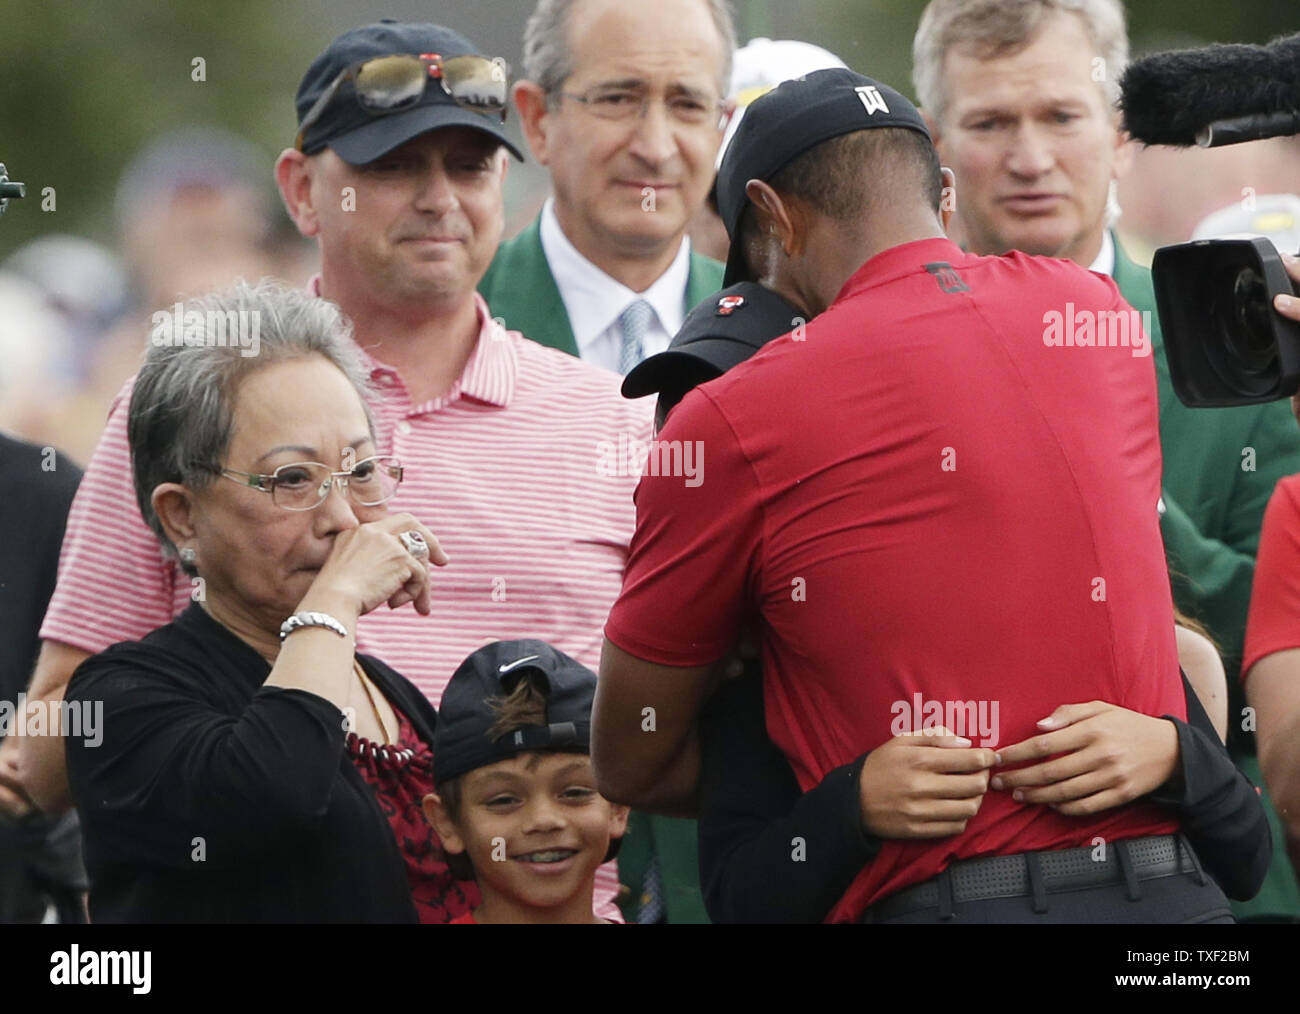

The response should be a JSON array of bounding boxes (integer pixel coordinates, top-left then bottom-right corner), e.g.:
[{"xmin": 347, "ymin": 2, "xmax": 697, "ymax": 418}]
[{"xmin": 862, "ymin": 834, "xmax": 1206, "ymax": 922}]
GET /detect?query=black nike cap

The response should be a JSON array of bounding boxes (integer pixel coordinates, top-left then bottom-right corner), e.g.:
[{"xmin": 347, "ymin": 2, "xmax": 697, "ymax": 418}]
[
  {"xmin": 295, "ymin": 20, "xmax": 524, "ymax": 164},
  {"xmin": 716, "ymin": 68, "xmax": 931, "ymax": 286},
  {"xmin": 622, "ymin": 282, "xmax": 802, "ymax": 411},
  {"xmin": 433, "ymin": 639, "xmax": 596, "ymax": 786}
]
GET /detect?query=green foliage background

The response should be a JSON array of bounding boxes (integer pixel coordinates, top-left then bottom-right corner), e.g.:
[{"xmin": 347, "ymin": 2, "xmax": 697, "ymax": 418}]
[{"xmin": 0, "ymin": 0, "xmax": 1295, "ymax": 257}]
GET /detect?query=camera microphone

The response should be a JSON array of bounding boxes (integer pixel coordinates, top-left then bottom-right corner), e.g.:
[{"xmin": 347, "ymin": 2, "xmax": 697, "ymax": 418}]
[
  {"xmin": 1120, "ymin": 31, "xmax": 1300, "ymax": 148},
  {"xmin": 1124, "ymin": 32, "xmax": 1300, "ymax": 407}
]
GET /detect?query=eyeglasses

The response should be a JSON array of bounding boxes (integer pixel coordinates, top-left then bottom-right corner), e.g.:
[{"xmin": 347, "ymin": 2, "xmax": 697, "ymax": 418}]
[
  {"xmin": 557, "ymin": 84, "xmax": 727, "ymax": 126},
  {"xmin": 216, "ymin": 455, "xmax": 405, "ymax": 511},
  {"xmin": 296, "ymin": 52, "xmax": 510, "ymax": 151}
]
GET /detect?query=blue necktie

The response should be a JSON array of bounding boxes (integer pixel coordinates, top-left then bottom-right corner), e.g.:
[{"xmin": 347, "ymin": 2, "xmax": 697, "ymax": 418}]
[
  {"xmin": 618, "ymin": 299, "xmax": 654, "ymax": 375},
  {"xmin": 638, "ymin": 857, "xmax": 666, "ymax": 924}
]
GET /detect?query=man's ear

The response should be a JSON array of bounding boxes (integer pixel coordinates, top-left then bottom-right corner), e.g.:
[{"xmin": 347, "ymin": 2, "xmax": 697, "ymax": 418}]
[
  {"xmin": 1111, "ymin": 117, "xmax": 1135, "ymax": 182},
  {"xmin": 708, "ymin": 98, "xmax": 736, "ymax": 156},
  {"xmin": 513, "ymin": 80, "xmax": 552, "ymax": 165},
  {"xmin": 922, "ymin": 109, "xmax": 947, "ymax": 160},
  {"xmin": 607, "ymin": 801, "xmax": 630, "ymax": 840},
  {"xmin": 275, "ymin": 148, "xmax": 321, "ymax": 239},
  {"xmin": 422, "ymin": 792, "xmax": 467, "ymax": 856},
  {"xmin": 746, "ymin": 179, "xmax": 800, "ymax": 256},
  {"xmin": 151, "ymin": 482, "xmax": 198, "ymax": 559}
]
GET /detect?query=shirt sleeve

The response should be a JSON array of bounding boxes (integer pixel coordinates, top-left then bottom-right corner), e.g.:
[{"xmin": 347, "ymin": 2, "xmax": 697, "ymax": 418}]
[
  {"xmin": 1146, "ymin": 674, "xmax": 1272, "ymax": 901},
  {"xmin": 1243, "ymin": 476, "xmax": 1300, "ymax": 677},
  {"xmin": 64, "ymin": 649, "xmax": 349, "ymax": 872},
  {"xmin": 604, "ymin": 390, "xmax": 764, "ymax": 666},
  {"xmin": 39, "ymin": 380, "xmax": 182, "ymax": 653}
]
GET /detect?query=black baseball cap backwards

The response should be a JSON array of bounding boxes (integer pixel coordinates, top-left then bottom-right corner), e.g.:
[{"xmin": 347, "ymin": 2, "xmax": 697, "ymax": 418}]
[
  {"xmin": 715, "ymin": 68, "xmax": 932, "ymax": 286},
  {"xmin": 433, "ymin": 639, "xmax": 597, "ymax": 786},
  {"xmin": 622, "ymin": 281, "xmax": 802, "ymax": 401},
  {"xmin": 296, "ymin": 20, "xmax": 524, "ymax": 165}
]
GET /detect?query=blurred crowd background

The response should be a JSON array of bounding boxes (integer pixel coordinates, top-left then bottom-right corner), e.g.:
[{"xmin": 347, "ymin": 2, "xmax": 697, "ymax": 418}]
[{"xmin": 0, "ymin": 0, "xmax": 1297, "ymax": 463}]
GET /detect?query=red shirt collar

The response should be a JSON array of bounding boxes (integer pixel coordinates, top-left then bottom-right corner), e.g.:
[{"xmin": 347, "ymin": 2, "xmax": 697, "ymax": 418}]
[{"xmin": 834, "ymin": 237, "xmax": 968, "ymax": 304}]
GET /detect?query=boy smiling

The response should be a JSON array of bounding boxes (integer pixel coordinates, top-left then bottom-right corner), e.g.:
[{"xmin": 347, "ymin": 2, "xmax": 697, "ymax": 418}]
[{"xmin": 424, "ymin": 640, "xmax": 628, "ymax": 924}]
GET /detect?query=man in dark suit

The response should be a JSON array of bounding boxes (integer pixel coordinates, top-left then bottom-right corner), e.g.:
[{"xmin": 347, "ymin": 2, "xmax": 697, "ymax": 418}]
[{"xmin": 0, "ymin": 435, "xmax": 84, "ymax": 922}]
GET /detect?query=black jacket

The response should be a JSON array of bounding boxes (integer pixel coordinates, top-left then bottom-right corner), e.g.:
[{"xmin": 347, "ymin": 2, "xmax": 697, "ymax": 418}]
[
  {"xmin": 0, "ymin": 435, "xmax": 81, "ymax": 713},
  {"xmin": 65, "ymin": 603, "xmax": 437, "ymax": 923},
  {"xmin": 697, "ymin": 663, "xmax": 1271, "ymax": 923}
]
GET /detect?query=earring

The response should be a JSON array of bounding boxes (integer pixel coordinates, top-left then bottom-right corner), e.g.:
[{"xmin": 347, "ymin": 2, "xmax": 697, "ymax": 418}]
[{"xmin": 180, "ymin": 547, "xmax": 197, "ymax": 567}]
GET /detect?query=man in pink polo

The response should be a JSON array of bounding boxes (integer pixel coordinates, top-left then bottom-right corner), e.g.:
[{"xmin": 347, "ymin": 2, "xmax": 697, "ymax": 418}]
[{"xmin": 1, "ymin": 21, "xmax": 650, "ymax": 918}]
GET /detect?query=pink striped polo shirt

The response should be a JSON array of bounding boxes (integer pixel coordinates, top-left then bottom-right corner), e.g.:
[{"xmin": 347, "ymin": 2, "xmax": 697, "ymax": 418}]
[
  {"xmin": 41, "ymin": 292, "xmax": 652, "ymax": 920},
  {"xmin": 43, "ymin": 292, "xmax": 651, "ymax": 687}
]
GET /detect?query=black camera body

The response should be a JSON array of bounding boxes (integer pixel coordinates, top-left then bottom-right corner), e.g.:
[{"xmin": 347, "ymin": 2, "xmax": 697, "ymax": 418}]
[
  {"xmin": 1154, "ymin": 237, "xmax": 1300, "ymax": 407},
  {"xmin": 1120, "ymin": 31, "xmax": 1300, "ymax": 408}
]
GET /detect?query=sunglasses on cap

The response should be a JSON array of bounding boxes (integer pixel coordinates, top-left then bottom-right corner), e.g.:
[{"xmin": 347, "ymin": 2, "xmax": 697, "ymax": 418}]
[{"xmin": 295, "ymin": 52, "xmax": 510, "ymax": 151}]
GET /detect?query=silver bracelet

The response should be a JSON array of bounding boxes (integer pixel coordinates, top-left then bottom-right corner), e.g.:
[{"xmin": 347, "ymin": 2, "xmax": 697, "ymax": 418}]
[{"xmin": 279, "ymin": 611, "xmax": 350, "ymax": 642}]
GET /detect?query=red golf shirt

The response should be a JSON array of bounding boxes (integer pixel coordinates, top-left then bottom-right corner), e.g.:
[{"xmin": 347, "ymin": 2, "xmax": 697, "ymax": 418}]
[
  {"xmin": 606, "ymin": 238, "xmax": 1183, "ymax": 921},
  {"xmin": 1243, "ymin": 473, "xmax": 1300, "ymax": 677}
]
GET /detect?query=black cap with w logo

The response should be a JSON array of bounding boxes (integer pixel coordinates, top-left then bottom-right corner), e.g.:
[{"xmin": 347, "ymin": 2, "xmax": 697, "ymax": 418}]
[{"xmin": 715, "ymin": 68, "xmax": 932, "ymax": 285}]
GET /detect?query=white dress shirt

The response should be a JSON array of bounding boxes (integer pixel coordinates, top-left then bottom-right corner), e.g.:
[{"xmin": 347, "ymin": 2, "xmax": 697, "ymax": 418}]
[
  {"xmin": 1088, "ymin": 229, "xmax": 1115, "ymax": 276},
  {"xmin": 538, "ymin": 198, "xmax": 692, "ymax": 373}
]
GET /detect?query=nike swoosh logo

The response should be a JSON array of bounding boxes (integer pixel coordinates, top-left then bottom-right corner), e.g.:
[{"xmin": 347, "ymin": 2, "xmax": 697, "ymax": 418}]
[{"xmin": 498, "ymin": 655, "xmax": 541, "ymax": 674}]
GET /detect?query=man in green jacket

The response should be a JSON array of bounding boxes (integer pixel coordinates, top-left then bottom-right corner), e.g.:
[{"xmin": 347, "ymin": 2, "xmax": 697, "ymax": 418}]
[
  {"xmin": 479, "ymin": 222, "xmax": 722, "ymax": 363},
  {"xmin": 913, "ymin": 0, "xmax": 1300, "ymax": 920},
  {"xmin": 479, "ymin": 0, "xmax": 729, "ymax": 372},
  {"xmin": 479, "ymin": 0, "xmax": 739, "ymax": 925}
]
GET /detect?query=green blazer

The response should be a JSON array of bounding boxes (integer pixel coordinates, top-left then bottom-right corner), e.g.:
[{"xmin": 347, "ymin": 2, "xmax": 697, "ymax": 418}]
[
  {"xmin": 1115, "ymin": 237, "xmax": 1300, "ymax": 922},
  {"xmin": 479, "ymin": 215, "xmax": 719, "ymax": 924},
  {"xmin": 478, "ymin": 215, "xmax": 725, "ymax": 357}
]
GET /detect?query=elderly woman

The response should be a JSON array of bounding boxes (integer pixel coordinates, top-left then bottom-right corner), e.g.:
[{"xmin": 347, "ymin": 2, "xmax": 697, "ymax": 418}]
[{"xmin": 64, "ymin": 280, "xmax": 454, "ymax": 922}]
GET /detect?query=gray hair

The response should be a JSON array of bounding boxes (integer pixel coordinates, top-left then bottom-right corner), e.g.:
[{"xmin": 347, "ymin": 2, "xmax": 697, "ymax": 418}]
[
  {"xmin": 128, "ymin": 279, "xmax": 372, "ymax": 571},
  {"xmin": 913, "ymin": 0, "xmax": 1129, "ymax": 123},
  {"xmin": 522, "ymin": 0, "xmax": 737, "ymax": 99}
]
